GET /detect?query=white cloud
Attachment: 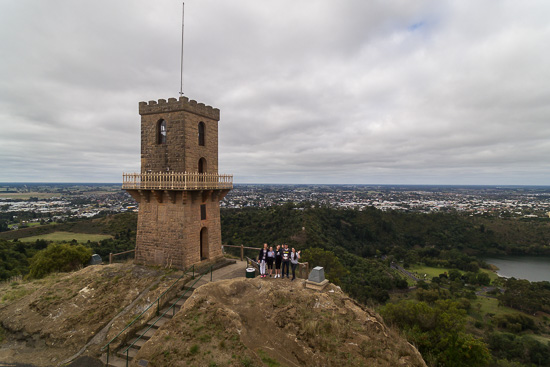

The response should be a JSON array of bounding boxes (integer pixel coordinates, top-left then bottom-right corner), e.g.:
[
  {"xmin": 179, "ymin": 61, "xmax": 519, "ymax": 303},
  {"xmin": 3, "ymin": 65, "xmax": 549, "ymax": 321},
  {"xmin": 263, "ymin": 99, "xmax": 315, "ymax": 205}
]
[{"xmin": 1, "ymin": 0, "xmax": 549, "ymax": 184}]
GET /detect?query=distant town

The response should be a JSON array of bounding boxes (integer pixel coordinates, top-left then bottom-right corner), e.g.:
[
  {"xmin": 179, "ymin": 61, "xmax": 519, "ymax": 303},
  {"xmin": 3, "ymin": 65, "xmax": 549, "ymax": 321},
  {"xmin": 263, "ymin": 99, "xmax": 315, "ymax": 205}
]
[
  {"xmin": 1, "ymin": 183, "xmax": 550, "ymax": 230},
  {"xmin": 224, "ymin": 184, "xmax": 550, "ymax": 217}
]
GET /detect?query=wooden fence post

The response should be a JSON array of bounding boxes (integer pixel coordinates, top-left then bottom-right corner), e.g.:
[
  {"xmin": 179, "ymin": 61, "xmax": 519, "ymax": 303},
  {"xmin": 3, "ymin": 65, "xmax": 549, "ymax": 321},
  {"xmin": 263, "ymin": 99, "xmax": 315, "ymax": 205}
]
[
  {"xmin": 240, "ymin": 245, "xmax": 244, "ymax": 261},
  {"xmin": 109, "ymin": 253, "xmax": 113, "ymax": 264}
]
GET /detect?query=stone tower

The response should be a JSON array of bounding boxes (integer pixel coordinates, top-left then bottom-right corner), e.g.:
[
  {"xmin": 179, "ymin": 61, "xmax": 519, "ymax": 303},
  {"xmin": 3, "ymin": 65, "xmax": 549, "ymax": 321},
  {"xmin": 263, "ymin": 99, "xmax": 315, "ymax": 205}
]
[{"xmin": 123, "ymin": 96, "xmax": 232, "ymax": 269}]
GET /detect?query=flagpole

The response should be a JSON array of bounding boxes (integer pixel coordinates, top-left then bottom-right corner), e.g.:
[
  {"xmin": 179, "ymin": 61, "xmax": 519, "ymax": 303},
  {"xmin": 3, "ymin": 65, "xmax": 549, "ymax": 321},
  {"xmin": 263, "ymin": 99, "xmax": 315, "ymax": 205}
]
[{"xmin": 179, "ymin": 2, "xmax": 185, "ymax": 96}]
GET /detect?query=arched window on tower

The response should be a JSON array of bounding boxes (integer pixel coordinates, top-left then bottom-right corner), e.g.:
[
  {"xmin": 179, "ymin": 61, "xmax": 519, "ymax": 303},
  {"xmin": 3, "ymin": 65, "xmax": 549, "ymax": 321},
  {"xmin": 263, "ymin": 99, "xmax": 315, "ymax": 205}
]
[
  {"xmin": 198, "ymin": 158, "xmax": 207, "ymax": 174},
  {"xmin": 157, "ymin": 119, "xmax": 167, "ymax": 144},
  {"xmin": 198, "ymin": 121, "xmax": 205, "ymax": 146}
]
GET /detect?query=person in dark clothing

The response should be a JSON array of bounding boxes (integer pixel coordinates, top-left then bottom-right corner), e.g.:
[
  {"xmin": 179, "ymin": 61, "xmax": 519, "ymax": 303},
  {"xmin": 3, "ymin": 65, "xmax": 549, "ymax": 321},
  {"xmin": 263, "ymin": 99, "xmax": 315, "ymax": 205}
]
[
  {"xmin": 266, "ymin": 246, "xmax": 275, "ymax": 277},
  {"xmin": 258, "ymin": 243, "xmax": 268, "ymax": 278},
  {"xmin": 281, "ymin": 244, "xmax": 290, "ymax": 279},
  {"xmin": 274, "ymin": 245, "xmax": 282, "ymax": 278},
  {"xmin": 290, "ymin": 248, "xmax": 301, "ymax": 281}
]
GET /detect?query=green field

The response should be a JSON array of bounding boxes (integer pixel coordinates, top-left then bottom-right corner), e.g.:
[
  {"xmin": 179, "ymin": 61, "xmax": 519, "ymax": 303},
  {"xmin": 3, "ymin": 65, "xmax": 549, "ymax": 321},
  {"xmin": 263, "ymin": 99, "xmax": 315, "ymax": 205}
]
[
  {"xmin": 18, "ymin": 232, "xmax": 112, "ymax": 243},
  {"xmin": 407, "ymin": 265, "xmax": 499, "ymax": 283},
  {"xmin": 474, "ymin": 296, "xmax": 521, "ymax": 316},
  {"xmin": 0, "ymin": 192, "xmax": 60, "ymax": 199},
  {"xmin": 407, "ymin": 265, "xmax": 453, "ymax": 280},
  {"xmin": 9, "ymin": 222, "xmax": 43, "ymax": 229}
]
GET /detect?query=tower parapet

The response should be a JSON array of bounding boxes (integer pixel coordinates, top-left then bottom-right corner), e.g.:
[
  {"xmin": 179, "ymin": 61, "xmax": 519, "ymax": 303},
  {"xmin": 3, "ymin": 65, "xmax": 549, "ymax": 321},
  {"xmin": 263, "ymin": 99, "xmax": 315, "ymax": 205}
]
[{"xmin": 139, "ymin": 96, "xmax": 220, "ymax": 120}]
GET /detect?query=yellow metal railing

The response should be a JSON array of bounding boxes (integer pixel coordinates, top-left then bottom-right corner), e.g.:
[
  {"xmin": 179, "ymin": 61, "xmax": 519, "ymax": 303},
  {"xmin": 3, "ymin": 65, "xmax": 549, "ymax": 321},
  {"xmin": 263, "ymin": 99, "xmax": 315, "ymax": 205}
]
[{"xmin": 122, "ymin": 172, "xmax": 233, "ymax": 191}]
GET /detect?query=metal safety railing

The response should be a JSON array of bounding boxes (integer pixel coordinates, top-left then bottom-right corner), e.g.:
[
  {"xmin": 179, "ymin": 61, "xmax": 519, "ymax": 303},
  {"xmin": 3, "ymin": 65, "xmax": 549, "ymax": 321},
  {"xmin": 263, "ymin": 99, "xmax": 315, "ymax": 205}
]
[
  {"xmin": 222, "ymin": 244, "xmax": 265, "ymax": 261},
  {"xmin": 243, "ymin": 254, "xmax": 309, "ymax": 279},
  {"xmin": 119, "ymin": 265, "xmax": 214, "ymax": 366},
  {"xmin": 101, "ymin": 265, "xmax": 195, "ymax": 366},
  {"xmin": 122, "ymin": 172, "xmax": 233, "ymax": 191}
]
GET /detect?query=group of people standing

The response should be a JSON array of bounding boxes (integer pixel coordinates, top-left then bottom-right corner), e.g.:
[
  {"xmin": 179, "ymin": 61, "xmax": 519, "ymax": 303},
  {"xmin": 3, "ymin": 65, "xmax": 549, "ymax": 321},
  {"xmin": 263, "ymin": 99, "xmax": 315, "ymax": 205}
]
[{"xmin": 258, "ymin": 243, "xmax": 301, "ymax": 280}]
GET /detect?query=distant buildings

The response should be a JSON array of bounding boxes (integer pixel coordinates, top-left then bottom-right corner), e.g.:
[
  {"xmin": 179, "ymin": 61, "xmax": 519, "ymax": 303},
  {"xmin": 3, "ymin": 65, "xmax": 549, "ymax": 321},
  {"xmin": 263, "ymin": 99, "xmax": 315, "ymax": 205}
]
[{"xmin": 2, "ymin": 185, "xmax": 550, "ymax": 229}]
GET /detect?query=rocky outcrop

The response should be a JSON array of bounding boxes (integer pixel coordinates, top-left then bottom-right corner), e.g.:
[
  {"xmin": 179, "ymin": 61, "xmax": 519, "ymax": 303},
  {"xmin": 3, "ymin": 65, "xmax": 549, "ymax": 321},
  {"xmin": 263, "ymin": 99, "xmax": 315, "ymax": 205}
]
[{"xmin": 134, "ymin": 277, "xmax": 427, "ymax": 367}]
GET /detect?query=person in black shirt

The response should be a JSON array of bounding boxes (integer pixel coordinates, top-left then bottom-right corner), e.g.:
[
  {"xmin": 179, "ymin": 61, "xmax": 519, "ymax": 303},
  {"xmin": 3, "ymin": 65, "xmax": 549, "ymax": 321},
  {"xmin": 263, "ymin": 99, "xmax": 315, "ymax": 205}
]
[
  {"xmin": 274, "ymin": 245, "xmax": 282, "ymax": 278},
  {"xmin": 281, "ymin": 244, "xmax": 290, "ymax": 279},
  {"xmin": 266, "ymin": 246, "xmax": 275, "ymax": 277}
]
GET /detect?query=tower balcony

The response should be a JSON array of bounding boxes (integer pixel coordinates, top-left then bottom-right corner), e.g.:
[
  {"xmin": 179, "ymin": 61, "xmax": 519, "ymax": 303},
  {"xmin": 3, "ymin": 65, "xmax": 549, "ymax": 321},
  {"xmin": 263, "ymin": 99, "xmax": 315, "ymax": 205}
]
[{"xmin": 122, "ymin": 172, "xmax": 233, "ymax": 191}]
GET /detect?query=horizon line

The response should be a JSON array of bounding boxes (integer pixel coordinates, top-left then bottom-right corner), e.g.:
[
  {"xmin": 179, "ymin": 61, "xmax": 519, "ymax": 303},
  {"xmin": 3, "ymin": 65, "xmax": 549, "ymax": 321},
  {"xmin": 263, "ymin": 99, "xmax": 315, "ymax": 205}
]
[{"xmin": 1, "ymin": 182, "xmax": 550, "ymax": 188}]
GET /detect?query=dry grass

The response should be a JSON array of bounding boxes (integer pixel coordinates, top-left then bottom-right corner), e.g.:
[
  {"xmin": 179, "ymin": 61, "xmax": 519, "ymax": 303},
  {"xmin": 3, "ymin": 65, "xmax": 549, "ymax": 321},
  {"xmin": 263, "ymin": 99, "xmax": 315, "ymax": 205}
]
[
  {"xmin": 0, "ymin": 264, "xmax": 183, "ymax": 366},
  {"xmin": 133, "ymin": 278, "xmax": 427, "ymax": 367},
  {"xmin": 18, "ymin": 231, "xmax": 112, "ymax": 243}
]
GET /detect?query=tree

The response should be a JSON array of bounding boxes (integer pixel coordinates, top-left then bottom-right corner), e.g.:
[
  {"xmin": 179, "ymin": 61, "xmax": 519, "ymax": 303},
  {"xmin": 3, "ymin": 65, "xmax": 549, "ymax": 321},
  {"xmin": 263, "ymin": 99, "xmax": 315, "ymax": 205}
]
[
  {"xmin": 448, "ymin": 269, "xmax": 462, "ymax": 281},
  {"xmin": 0, "ymin": 220, "xmax": 8, "ymax": 232},
  {"xmin": 476, "ymin": 272, "xmax": 491, "ymax": 286},
  {"xmin": 28, "ymin": 243, "xmax": 92, "ymax": 279},
  {"xmin": 300, "ymin": 247, "xmax": 348, "ymax": 285},
  {"xmin": 380, "ymin": 300, "xmax": 491, "ymax": 367}
]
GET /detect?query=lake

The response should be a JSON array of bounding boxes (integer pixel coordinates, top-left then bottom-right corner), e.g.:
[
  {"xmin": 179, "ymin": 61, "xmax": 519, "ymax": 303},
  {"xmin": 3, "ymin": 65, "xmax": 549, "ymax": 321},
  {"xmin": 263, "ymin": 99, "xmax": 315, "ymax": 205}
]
[{"xmin": 483, "ymin": 256, "xmax": 550, "ymax": 282}]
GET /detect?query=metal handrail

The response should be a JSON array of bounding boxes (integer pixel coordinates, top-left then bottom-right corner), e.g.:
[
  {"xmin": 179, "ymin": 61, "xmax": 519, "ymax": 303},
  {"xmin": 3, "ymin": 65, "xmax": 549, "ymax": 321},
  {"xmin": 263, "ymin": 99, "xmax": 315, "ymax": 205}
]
[
  {"xmin": 222, "ymin": 244, "xmax": 263, "ymax": 261},
  {"xmin": 120, "ymin": 266, "xmax": 214, "ymax": 366},
  {"xmin": 101, "ymin": 265, "xmax": 195, "ymax": 365},
  {"xmin": 245, "ymin": 256, "xmax": 260, "ymax": 270}
]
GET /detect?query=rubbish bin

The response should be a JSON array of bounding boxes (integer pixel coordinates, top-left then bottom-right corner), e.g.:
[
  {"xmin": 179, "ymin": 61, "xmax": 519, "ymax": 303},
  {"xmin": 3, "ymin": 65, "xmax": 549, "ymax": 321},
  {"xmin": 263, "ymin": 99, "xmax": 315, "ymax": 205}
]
[
  {"xmin": 246, "ymin": 267, "xmax": 256, "ymax": 278},
  {"xmin": 88, "ymin": 254, "xmax": 102, "ymax": 266}
]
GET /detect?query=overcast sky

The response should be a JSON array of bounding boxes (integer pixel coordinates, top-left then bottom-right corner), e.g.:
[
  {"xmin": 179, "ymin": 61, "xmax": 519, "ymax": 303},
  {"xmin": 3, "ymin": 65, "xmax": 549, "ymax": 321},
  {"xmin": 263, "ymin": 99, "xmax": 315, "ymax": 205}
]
[{"xmin": 1, "ymin": 0, "xmax": 549, "ymax": 185}]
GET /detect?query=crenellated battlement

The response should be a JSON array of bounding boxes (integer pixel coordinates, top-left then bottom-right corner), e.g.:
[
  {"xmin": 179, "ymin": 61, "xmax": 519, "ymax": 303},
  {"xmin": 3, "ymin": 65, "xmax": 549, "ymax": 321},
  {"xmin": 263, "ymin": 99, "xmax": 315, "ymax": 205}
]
[{"xmin": 139, "ymin": 96, "xmax": 220, "ymax": 121}]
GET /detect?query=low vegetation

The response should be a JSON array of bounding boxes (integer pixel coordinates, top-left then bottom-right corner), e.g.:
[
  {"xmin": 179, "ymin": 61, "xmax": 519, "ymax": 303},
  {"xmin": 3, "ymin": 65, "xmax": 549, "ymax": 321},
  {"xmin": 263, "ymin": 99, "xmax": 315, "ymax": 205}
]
[{"xmin": 0, "ymin": 263, "xmax": 186, "ymax": 366}]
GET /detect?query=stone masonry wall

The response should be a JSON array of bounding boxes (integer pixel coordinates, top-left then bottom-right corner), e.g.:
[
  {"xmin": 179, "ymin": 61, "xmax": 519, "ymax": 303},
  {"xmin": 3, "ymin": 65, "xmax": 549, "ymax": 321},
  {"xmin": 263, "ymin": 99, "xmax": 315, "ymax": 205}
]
[
  {"xmin": 134, "ymin": 190, "xmax": 223, "ymax": 269},
  {"xmin": 133, "ymin": 96, "xmax": 225, "ymax": 270},
  {"xmin": 140, "ymin": 97, "xmax": 219, "ymax": 174}
]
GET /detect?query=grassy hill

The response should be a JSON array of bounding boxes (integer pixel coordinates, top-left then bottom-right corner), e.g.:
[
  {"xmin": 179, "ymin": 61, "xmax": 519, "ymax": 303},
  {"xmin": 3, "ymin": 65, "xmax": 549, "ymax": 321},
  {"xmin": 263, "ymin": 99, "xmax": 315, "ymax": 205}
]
[
  {"xmin": 0, "ymin": 263, "xmax": 186, "ymax": 366},
  {"xmin": 0, "ymin": 265, "xmax": 427, "ymax": 367}
]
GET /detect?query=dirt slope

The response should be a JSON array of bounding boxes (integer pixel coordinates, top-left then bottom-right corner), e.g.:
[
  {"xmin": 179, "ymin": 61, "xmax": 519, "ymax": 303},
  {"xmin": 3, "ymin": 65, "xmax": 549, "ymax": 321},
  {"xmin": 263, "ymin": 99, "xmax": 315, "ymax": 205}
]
[
  {"xmin": 0, "ymin": 266, "xmax": 426, "ymax": 367},
  {"xmin": 0, "ymin": 263, "xmax": 187, "ymax": 366},
  {"xmin": 134, "ymin": 278, "xmax": 427, "ymax": 367}
]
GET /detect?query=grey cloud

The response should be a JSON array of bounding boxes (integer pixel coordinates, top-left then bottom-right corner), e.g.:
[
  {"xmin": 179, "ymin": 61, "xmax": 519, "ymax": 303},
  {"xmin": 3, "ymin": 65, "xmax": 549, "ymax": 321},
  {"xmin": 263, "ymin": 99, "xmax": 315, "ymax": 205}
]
[{"xmin": 1, "ymin": 0, "xmax": 550, "ymax": 184}]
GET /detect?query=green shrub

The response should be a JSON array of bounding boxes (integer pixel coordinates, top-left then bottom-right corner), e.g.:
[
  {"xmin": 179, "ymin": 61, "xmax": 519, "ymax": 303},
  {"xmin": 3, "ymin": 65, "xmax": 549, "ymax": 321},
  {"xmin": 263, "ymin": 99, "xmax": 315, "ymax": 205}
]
[
  {"xmin": 27, "ymin": 243, "xmax": 92, "ymax": 279},
  {"xmin": 189, "ymin": 344, "xmax": 199, "ymax": 356}
]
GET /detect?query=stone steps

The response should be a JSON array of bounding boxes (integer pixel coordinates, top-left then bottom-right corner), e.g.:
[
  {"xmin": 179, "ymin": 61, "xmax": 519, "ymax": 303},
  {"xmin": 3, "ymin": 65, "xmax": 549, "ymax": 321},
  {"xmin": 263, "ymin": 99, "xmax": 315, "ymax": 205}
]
[
  {"xmin": 103, "ymin": 288, "xmax": 195, "ymax": 366},
  {"xmin": 101, "ymin": 354, "xmax": 127, "ymax": 367},
  {"xmin": 101, "ymin": 260, "xmax": 242, "ymax": 366}
]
